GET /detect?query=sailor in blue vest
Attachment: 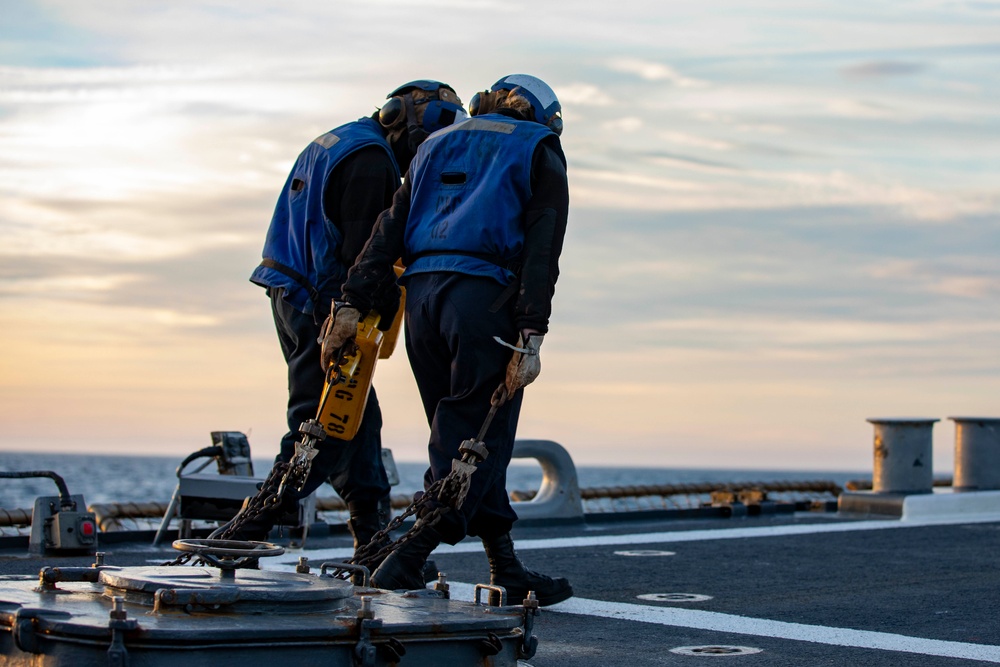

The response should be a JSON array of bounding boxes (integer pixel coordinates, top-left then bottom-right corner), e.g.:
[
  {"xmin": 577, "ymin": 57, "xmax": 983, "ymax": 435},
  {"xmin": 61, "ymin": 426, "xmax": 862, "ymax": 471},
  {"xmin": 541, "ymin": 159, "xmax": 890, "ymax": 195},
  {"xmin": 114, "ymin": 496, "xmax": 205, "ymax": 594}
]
[
  {"xmin": 243, "ymin": 81, "xmax": 465, "ymax": 553},
  {"xmin": 325, "ymin": 75, "xmax": 572, "ymax": 605}
]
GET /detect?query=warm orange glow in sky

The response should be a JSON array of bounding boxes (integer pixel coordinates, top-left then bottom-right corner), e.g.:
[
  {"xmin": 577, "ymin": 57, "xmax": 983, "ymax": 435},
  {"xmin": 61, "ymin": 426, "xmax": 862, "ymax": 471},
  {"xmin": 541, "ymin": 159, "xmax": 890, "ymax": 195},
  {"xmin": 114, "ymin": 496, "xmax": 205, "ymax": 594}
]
[{"xmin": 2, "ymin": 1, "xmax": 999, "ymax": 472}]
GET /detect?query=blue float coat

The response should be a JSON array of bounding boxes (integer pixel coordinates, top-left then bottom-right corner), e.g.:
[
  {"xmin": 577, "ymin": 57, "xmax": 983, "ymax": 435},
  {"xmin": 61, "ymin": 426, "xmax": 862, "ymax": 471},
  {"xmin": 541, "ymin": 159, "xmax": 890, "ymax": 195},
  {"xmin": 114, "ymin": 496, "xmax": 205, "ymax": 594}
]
[
  {"xmin": 401, "ymin": 114, "xmax": 556, "ymax": 285},
  {"xmin": 250, "ymin": 117, "xmax": 399, "ymax": 315}
]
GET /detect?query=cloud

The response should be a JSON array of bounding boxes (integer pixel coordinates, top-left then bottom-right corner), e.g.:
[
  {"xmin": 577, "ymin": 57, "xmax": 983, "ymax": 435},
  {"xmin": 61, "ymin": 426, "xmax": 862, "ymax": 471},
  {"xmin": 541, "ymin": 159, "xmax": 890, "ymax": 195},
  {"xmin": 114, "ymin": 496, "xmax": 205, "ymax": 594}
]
[
  {"xmin": 841, "ymin": 61, "xmax": 928, "ymax": 79},
  {"xmin": 646, "ymin": 151, "xmax": 742, "ymax": 174},
  {"xmin": 556, "ymin": 83, "xmax": 616, "ymax": 107},
  {"xmin": 659, "ymin": 131, "xmax": 734, "ymax": 151},
  {"xmin": 3, "ymin": 0, "xmax": 1000, "ymax": 469},
  {"xmin": 602, "ymin": 116, "xmax": 643, "ymax": 132},
  {"xmin": 607, "ymin": 57, "xmax": 707, "ymax": 88},
  {"xmin": 826, "ymin": 98, "xmax": 900, "ymax": 119}
]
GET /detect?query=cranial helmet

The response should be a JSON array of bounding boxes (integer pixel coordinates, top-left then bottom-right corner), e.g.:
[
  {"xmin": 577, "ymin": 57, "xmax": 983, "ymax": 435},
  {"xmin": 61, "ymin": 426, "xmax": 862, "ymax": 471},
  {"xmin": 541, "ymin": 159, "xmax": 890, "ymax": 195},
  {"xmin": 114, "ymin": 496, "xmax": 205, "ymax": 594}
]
[
  {"xmin": 469, "ymin": 74, "xmax": 562, "ymax": 135},
  {"xmin": 378, "ymin": 80, "xmax": 466, "ymax": 148}
]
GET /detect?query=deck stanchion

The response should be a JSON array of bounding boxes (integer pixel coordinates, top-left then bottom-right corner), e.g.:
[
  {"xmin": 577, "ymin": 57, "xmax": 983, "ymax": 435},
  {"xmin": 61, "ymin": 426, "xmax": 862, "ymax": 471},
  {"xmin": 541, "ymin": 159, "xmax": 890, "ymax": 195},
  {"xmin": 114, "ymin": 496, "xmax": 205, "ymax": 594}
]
[
  {"xmin": 869, "ymin": 418, "xmax": 938, "ymax": 494},
  {"xmin": 951, "ymin": 417, "xmax": 1000, "ymax": 491}
]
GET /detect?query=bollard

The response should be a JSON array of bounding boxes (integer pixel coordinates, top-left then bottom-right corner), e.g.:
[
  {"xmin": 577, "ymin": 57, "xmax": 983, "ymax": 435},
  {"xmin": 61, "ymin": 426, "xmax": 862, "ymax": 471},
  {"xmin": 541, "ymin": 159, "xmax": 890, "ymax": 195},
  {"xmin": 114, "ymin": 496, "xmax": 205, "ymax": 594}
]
[
  {"xmin": 510, "ymin": 440, "xmax": 584, "ymax": 521},
  {"xmin": 867, "ymin": 418, "xmax": 938, "ymax": 494},
  {"xmin": 951, "ymin": 417, "xmax": 1000, "ymax": 491}
]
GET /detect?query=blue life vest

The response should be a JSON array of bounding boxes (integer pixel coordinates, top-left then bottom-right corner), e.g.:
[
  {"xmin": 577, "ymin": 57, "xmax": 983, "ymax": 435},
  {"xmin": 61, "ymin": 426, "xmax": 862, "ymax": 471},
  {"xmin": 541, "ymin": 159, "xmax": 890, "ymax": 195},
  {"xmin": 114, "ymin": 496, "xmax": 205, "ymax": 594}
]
[
  {"xmin": 250, "ymin": 117, "xmax": 399, "ymax": 315},
  {"xmin": 402, "ymin": 114, "xmax": 557, "ymax": 285}
]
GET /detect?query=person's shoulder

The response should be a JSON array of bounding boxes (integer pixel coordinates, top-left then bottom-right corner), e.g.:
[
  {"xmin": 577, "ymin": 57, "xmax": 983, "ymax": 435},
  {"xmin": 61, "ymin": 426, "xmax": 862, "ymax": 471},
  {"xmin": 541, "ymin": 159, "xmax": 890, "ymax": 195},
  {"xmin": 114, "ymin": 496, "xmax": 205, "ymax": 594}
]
[
  {"xmin": 534, "ymin": 136, "xmax": 567, "ymax": 171},
  {"xmin": 334, "ymin": 144, "xmax": 396, "ymax": 184}
]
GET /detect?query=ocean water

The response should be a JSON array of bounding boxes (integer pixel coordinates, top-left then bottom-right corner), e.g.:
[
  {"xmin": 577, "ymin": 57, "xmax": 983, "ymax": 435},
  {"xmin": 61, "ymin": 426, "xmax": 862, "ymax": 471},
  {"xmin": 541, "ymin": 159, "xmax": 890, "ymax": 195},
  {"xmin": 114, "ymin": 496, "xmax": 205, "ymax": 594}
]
[{"xmin": 0, "ymin": 451, "xmax": 865, "ymax": 510}]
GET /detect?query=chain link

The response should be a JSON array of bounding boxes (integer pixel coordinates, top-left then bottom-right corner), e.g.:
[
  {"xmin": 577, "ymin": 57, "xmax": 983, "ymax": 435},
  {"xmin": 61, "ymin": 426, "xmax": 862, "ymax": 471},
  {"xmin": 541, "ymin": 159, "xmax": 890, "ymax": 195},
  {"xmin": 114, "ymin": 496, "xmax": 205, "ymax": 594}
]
[
  {"xmin": 215, "ymin": 461, "xmax": 290, "ymax": 540},
  {"xmin": 161, "ymin": 461, "xmax": 291, "ymax": 567},
  {"xmin": 343, "ymin": 478, "xmax": 448, "ymax": 575},
  {"xmin": 164, "ymin": 382, "xmax": 509, "ymax": 576},
  {"xmin": 328, "ymin": 383, "xmax": 510, "ymax": 580}
]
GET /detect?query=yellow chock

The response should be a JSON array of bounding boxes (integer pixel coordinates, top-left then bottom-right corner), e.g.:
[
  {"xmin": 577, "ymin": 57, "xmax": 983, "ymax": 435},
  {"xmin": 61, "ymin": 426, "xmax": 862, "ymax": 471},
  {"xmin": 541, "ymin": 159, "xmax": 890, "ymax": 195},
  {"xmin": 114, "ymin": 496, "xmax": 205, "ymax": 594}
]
[{"xmin": 318, "ymin": 312, "xmax": 384, "ymax": 441}]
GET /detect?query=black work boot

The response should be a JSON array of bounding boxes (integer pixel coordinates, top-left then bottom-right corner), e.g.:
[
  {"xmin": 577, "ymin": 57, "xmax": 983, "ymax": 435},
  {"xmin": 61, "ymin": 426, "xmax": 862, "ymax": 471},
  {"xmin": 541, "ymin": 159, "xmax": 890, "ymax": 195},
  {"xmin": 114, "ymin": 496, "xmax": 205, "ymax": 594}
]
[
  {"xmin": 371, "ymin": 520, "xmax": 443, "ymax": 591},
  {"xmin": 348, "ymin": 510, "xmax": 385, "ymax": 552},
  {"xmin": 483, "ymin": 533, "xmax": 573, "ymax": 606},
  {"xmin": 351, "ymin": 509, "xmax": 440, "ymax": 583}
]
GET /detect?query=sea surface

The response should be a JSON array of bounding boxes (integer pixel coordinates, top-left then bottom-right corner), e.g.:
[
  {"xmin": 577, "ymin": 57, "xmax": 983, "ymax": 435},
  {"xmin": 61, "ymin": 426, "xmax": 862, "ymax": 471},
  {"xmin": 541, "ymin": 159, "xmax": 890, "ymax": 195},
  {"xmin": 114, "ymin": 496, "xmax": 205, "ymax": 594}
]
[{"xmin": 0, "ymin": 451, "xmax": 866, "ymax": 510}]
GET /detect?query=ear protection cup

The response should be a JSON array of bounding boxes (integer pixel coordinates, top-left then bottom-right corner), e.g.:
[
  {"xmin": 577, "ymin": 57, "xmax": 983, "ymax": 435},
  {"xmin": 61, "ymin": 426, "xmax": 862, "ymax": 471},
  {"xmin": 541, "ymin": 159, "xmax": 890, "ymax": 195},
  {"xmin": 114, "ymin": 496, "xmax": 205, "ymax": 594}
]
[
  {"xmin": 379, "ymin": 96, "xmax": 404, "ymax": 128},
  {"xmin": 469, "ymin": 91, "xmax": 484, "ymax": 117},
  {"xmin": 380, "ymin": 82, "xmax": 465, "ymax": 133},
  {"xmin": 468, "ymin": 90, "xmax": 500, "ymax": 118}
]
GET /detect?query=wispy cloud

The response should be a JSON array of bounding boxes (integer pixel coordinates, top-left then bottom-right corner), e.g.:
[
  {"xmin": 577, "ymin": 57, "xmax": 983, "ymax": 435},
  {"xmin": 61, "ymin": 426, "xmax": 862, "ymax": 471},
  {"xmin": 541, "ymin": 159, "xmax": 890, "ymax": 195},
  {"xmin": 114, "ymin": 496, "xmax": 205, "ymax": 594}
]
[
  {"xmin": 841, "ymin": 61, "xmax": 928, "ymax": 79},
  {"xmin": 607, "ymin": 57, "xmax": 708, "ymax": 87},
  {"xmin": 659, "ymin": 131, "xmax": 734, "ymax": 151},
  {"xmin": 555, "ymin": 83, "xmax": 616, "ymax": 107},
  {"xmin": 2, "ymin": 0, "xmax": 999, "ymax": 470}
]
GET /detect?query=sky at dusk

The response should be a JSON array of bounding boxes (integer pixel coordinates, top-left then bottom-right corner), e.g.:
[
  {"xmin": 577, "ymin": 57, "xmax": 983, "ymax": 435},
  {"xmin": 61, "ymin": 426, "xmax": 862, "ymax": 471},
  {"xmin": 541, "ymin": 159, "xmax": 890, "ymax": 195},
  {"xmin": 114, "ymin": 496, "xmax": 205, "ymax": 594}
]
[{"xmin": 1, "ymin": 0, "xmax": 998, "ymax": 473}]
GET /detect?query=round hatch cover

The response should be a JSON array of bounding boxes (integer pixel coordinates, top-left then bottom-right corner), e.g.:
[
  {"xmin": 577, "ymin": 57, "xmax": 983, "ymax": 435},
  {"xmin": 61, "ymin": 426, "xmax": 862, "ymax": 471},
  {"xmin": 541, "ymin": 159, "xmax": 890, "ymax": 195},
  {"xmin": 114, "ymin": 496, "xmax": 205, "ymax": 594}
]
[{"xmin": 100, "ymin": 566, "xmax": 353, "ymax": 611}]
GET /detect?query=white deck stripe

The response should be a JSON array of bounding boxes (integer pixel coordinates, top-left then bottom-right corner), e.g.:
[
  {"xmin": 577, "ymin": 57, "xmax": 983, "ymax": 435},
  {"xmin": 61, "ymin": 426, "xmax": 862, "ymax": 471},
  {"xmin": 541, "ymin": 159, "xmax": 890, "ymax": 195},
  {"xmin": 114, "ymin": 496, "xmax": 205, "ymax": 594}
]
[
  {"xmin": 544, "ymin": 596, "xmax": 1000, "ymax": 663},
  {"xmin": 257, "ymin": 514, "xmax": 1000, "ymax": 662},
  {"xmin": 280, "ymin": 512, "xmax": 1000, "ymax": 566},
  {"xmin": 434, "ymin": 583, "xmax": 1000, "ymax": 663}
]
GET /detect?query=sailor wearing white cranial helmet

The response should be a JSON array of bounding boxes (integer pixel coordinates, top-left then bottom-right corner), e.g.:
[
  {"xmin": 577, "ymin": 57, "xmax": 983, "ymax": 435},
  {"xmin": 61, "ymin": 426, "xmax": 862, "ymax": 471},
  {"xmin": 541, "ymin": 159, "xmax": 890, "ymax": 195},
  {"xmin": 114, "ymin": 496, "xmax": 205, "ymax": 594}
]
[
  {"xmin": 469, "ymin": 73, "xmax": 563, "ymax": 135},
  {"xmin": 331, "ymin": 72, "xmax": 572, "ymax": 606}
]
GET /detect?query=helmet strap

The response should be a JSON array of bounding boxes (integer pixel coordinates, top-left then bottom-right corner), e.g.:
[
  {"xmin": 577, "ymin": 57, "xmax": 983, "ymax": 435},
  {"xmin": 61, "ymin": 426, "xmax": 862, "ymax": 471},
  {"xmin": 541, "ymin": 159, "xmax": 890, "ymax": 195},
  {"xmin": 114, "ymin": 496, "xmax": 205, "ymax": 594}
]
[{"xmin": 403, "ymin": 93, "xmax": 429, "ymax": 151}]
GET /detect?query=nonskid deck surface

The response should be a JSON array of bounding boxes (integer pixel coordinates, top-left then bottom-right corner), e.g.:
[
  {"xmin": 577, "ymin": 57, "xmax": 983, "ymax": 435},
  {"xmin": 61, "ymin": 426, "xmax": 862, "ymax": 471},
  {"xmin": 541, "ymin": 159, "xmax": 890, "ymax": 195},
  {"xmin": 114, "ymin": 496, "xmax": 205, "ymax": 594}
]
[{"xmin": 3, "ymin": 511, "xmax": 1000, "ymax": 666}]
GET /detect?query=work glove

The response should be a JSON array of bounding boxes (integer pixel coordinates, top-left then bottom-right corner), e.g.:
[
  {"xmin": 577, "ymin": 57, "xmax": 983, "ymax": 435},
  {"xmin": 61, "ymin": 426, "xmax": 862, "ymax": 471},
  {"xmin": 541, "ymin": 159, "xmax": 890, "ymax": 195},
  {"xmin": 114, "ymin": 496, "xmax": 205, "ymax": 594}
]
[
  {"xmin": 319, "ymin": 303, "xmax": 361, "ymax": 369},
  {"xmin": 505, "ymin": 333, "xmax": 543, "ymax": 393}
]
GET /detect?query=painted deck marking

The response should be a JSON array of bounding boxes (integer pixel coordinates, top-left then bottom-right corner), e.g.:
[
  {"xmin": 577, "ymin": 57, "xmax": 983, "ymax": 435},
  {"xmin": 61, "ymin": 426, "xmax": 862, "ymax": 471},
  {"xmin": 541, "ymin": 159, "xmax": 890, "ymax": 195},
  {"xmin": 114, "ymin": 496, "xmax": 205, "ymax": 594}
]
[
  {"xmin": 544, "ymin": 596, "xmax": 1000, "ymax": 663},
  {"xmin": 434, "ymin": 583, "xmax": 1000, "ymax": 663},
  {"xmin": 277, "ymin": 513, "xmax": 1000, "ymax": 565}
]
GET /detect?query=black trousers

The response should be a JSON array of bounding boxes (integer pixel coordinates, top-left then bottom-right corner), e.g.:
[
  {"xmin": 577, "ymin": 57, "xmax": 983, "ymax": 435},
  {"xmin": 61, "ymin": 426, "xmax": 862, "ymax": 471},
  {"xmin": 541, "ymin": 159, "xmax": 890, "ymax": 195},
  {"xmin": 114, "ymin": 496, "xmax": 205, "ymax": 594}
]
[
  {"xmin": 269, "ymin": 288, "xmax": 390, "ymax": 511},
  {"xmin": 403, "ymin": 273, "xmax": 523, "ymax": 544}
]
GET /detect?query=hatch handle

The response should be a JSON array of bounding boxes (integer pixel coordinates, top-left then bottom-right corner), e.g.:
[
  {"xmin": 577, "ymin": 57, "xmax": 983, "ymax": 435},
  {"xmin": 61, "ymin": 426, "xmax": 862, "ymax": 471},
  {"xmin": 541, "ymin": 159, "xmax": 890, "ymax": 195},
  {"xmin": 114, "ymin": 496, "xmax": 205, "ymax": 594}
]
[
  {"xmin": 321, "ymin": 561, "xmax": 371, "ymax": 587},
  {"xmin": 474, "ymin": 583, "xmax": 507, "ymax": 607}
]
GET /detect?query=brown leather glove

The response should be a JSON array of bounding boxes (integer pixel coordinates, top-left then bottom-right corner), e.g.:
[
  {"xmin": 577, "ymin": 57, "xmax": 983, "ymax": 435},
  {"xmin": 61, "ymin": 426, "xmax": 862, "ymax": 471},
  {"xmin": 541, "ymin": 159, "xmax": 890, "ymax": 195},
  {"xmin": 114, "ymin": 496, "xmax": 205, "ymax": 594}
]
[
  {"xmin": 319, "ymin": 304, "xmax": 361, "ymax": 369},
  {"xmin": 504, "ymin": 333, "xmax": 543, "ymax": 393}
]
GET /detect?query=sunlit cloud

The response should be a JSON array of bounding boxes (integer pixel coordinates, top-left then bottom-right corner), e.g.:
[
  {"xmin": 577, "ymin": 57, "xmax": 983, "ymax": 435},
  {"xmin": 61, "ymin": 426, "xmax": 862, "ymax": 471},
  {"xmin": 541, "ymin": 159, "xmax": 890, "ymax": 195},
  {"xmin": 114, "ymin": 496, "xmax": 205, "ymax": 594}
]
[
  {"xmin": 826, "ymin": 98, "xmax": 900, "ymax": 119},
  {"xmin": 572, "ymin": 167, "xmax": 708, "ymax": 192},
  {"xmin": 0, "ymin": 273, "xmax": 140, "ymax": 295},
  {"xmin": 569, "ymin": 160, "xmax": 998, "ymax": 220},
  {"xmin": 659, "ymin": 131, "xmax": 734, "ymax": 151},
  {"xmin": 636, "ymin": 316, "xmax": 1000, "ymax": 347},
  {"xmin": 602, "ymin": 116, "xmax": 643, "ymax": 132},
  {"xmin": 866, "ymin": 259, "xmax": 1000, "ymax": 299},
  {"xmin": 1, "ymin": 0, "xmax": 999, "ymax": 472},
  {"xmin": 608, "ymin": 57, "xmax": 708, "ymax": 88},
  {"xmin": 648, "ymin": 154, "xmax": 741, "ymax": 174},
  {"xmin": 556, "ymin": 82, "xmax": 615, "ymax": 107}
]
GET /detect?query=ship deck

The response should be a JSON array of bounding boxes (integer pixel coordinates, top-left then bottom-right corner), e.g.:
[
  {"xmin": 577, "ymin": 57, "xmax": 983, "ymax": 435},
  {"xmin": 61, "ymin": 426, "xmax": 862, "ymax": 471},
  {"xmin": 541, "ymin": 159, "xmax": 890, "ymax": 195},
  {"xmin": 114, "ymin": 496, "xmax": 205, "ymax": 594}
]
[{"xmin": 3, "ymin": 503, "xmax": 1000, "ymax": 666}]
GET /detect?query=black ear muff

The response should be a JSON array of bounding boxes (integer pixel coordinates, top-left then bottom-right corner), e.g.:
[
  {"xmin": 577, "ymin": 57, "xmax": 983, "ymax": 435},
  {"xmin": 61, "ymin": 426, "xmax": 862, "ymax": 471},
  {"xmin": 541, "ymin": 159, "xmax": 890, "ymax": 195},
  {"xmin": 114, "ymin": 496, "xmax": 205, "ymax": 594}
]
[
  {"xmin": 469, "ymin": 91, "xmax": 491, "ymax": 117},
  {"xmin": 469, "ymin": 92, "xmax": 482, "ymax": 117},
  {"xmin": 379, "ymin": 96, "xmax": 404, "ymax": 127}
]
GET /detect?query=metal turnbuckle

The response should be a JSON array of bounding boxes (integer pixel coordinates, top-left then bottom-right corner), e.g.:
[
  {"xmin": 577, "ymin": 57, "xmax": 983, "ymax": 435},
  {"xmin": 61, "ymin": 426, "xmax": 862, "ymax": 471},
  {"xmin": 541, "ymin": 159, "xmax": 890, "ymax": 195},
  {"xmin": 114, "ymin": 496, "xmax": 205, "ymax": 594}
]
[
  {"xmin": 278, "ymin": 419, "xmax": 326, "ymax": 496},
  {"xmin": 347, "ymin": 381, "xmax": 509, "ymax": 574}
]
